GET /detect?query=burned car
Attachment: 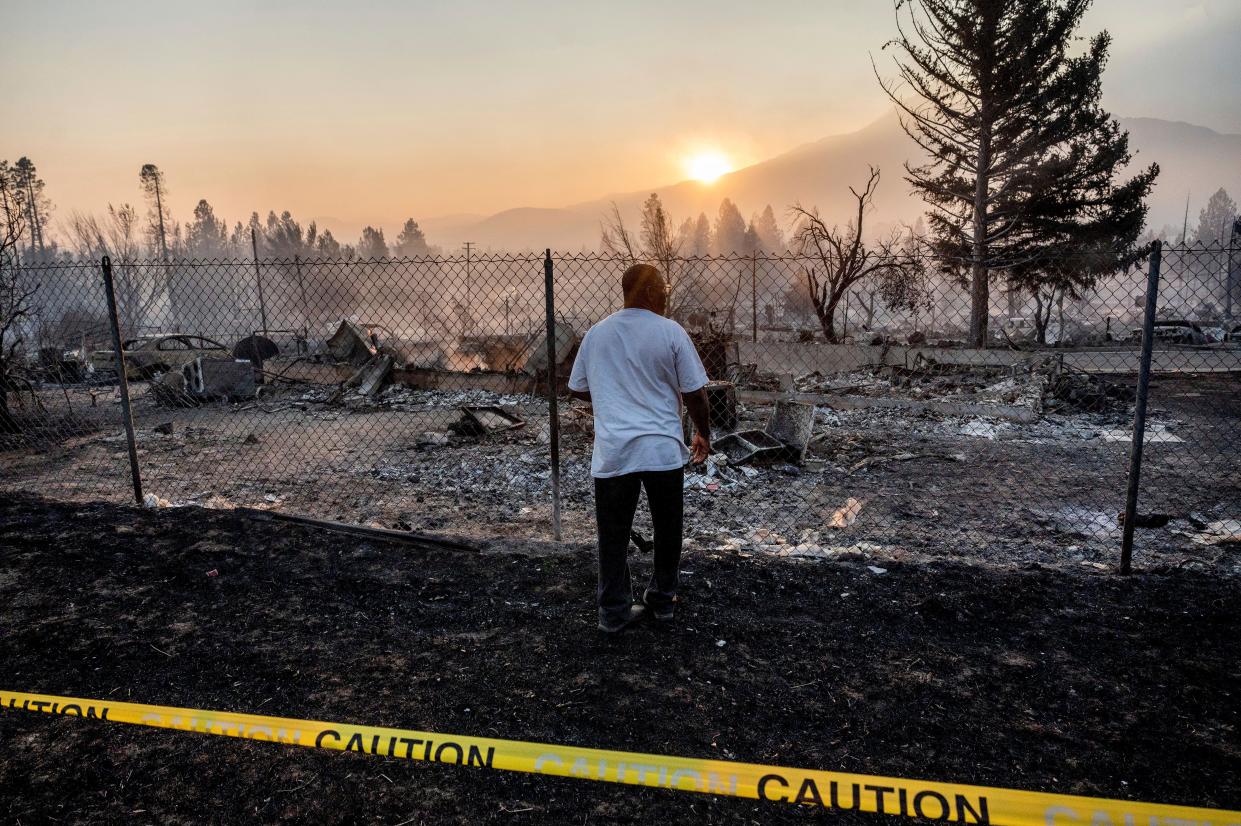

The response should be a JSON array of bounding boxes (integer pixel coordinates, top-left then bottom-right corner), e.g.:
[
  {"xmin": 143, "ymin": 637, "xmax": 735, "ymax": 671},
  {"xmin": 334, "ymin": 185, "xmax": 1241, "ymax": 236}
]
[
  {"xmin": 90, "ymin": 334, "xmax": 231, "ymax": 379},
  {"xmin": 1128, "ymin": 320, "xmax": 1207, "ymax": 346}
]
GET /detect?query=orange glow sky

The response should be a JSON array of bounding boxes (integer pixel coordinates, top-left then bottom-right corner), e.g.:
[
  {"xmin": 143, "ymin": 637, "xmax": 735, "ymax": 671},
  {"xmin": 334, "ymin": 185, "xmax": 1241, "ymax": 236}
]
[{"xmin": 4, "ymin": 0, "xmax": 1238, "ymax": 241}]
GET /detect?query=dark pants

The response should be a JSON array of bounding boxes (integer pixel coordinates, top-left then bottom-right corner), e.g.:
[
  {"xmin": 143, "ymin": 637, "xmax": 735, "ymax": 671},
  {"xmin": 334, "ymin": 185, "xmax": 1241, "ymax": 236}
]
[{"xmin": 593, "ymin": 467, "xmax": 684, "ymax": 623}]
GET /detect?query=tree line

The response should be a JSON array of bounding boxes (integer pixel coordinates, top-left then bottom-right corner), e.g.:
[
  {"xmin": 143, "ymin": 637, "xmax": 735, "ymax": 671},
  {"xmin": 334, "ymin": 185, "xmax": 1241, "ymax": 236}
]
[{"xmin": 0, "ymin": 160, "xmax": 439, "ymax": 265}]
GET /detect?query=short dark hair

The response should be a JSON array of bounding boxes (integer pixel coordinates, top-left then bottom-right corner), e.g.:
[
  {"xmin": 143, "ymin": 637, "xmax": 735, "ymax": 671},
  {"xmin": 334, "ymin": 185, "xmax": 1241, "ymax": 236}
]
[{"xmin": 622, "ymin": 263, "xmax": 662, "ymax": 299}]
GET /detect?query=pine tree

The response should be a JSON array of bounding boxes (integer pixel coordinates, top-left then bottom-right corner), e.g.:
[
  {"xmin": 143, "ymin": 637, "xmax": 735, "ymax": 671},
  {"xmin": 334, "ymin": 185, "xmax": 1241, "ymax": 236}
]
[
  {"xmin": 753, "ymin": 205, "xmax": 786, "ymax": 253},
  {"xmin": 316, "ymin": 231, "xmax": 341, "ymax": 257},
  {"xmin": 713, "ymin": 199, "xmax": 747, "ymax": 255},
  {"xmin": 1193, "ymin": 189, "xmax": 1237, "ymax": 247},
  {"xmin": 11, "ymin": 158, "xmax": 51, "ymax": 261},
  {"xmin": 393, "ymin": 218, "xmax": 431, "ymax": 257},
  {"xmin": 186, "ymin": 199, "xmax": 229, "ymax": 257},
  {"xmin": 878, "ymin": 0, "xmax": 1158, "ymax": 346},
  {"xmin": 743, "ymin": 220, "xmax": 760, "ymax": 254},
  {"xmin": 358, "ymin": 226, "xmax": 388, "ymax": 259},
  {"xmin": 690, "ymin": 213, "xmax": 712, "ymax": 256},
  {"xmin": 138, "ymin": 164, "xmax": 171, "ymax": 260},
  {"xmin": 264, "ymin": 210, "xmax": 307, "ymax": 257},
  {"xmin": 0, "ymin": 164, "xmax": 35, "ymax": 430}
]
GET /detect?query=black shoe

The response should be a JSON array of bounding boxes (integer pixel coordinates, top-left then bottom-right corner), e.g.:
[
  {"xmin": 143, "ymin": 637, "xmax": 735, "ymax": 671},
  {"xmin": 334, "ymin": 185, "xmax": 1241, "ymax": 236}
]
[
  {"xmin": 598, "ymin": 604, "xmax": 645, "ymax": 633},
  {"xmin": 643, "ymin": 594, "xmax": 676, "ymax": 621}
]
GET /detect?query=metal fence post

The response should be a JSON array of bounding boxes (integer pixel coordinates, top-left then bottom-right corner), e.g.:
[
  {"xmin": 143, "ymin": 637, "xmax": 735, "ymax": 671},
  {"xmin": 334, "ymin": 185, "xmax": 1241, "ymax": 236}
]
[
  {"xmin": 293, "ymin": 254, "xmax": 310, "ymax": 347},
  {"xmin": 751, "ymin": 252, "xmax": 758, "ymax": 343},
  {"xmin": 1120, "ymin": 240, "xmax": 1163, "ymax": 574},
  {"xmin": 251, "ymin": 228, "xmax": 269, "ymax": 337},
  {"xmin": 1228, "ymin": 218, "xmax": 1239, "ymax": 320},
  {"xmin": 100, "ymin": 256, "xmax": 144, "ymax": 506},
  {"xmin": 543, "ymin": 249, "xmax": 563, "ymax": 541}
]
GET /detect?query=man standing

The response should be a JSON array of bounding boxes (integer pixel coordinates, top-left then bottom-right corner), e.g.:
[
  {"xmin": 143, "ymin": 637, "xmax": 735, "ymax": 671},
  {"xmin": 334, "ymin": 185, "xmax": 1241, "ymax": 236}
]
[{"xmin": 568, "ymin": 263, "xmax": 712, "ymax": 633}]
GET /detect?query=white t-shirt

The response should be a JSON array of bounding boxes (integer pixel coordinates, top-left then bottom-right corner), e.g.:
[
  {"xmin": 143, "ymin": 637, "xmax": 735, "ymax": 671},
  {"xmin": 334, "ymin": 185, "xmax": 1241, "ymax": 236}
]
[{"xmin": 568, "ymin": 308, "xmax": 710, "ymax": 478}]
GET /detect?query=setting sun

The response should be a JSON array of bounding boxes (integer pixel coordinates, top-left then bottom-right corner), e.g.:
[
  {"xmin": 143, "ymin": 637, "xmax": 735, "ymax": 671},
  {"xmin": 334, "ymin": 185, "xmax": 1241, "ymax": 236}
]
[{"xmin": 684, "ymin": 151, "xmax": 733, "ymax": 184}]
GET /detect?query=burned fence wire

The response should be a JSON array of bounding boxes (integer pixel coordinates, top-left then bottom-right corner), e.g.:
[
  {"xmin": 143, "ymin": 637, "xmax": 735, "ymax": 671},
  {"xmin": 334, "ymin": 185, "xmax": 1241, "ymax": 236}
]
[{"xmin": 0, "ymin": 245, "xmax": 1237, "ymax": 572}]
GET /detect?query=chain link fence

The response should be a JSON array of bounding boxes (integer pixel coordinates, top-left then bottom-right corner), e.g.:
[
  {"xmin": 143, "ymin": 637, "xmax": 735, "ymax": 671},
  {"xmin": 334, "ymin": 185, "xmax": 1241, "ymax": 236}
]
[{"xmin": 2, "ymin": 243, "xmax": 1237, "ymax": 570}]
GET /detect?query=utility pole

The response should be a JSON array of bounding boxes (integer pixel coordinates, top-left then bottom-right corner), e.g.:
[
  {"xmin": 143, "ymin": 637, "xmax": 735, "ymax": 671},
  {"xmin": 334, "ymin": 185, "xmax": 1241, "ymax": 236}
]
[
  {"xmin": 462, "ymin": 241, "xmax": 474, "ymax": 338},
  {"xmin": 1179, "ymin": 192, "xmax": 1191, "ymax": 245}
]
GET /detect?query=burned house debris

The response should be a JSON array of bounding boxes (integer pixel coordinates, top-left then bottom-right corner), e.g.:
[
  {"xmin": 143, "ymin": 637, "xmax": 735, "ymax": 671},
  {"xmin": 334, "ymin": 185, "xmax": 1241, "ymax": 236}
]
[{"xmin": 2, "ymin": 247, "xmax": 1236, "ymax": 578}]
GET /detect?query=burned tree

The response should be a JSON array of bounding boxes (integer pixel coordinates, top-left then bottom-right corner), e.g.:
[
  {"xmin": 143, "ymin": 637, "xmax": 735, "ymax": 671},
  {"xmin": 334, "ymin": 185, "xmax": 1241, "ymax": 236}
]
[
  {"xmin": 790, "ymin": 168, "xmax": 923, "ymax": 343},
  {"xmin": 600, "ymin": 195, "xmax": 694, "ymax": 315},
  {"xmin": 0, "ymin": 165, "xmax": 37, "ymax": 431},
  {"xmin": 600, "ymin": 201, "xmax": 639, "ymax": 263},
  {"xmin": 67, "ymin": 204, "xmax": 164, "ymax": 335}
]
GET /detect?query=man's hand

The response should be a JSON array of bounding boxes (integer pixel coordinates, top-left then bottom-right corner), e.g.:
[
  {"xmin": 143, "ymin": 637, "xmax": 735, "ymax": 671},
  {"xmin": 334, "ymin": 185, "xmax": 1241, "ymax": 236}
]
[
  {"xmin": 683, "ymin": 386, "xmax": 712, "ymax": 464},
  {"xmin": 690, "ymin": 432, "xmax": 711, "ymax": 464}
]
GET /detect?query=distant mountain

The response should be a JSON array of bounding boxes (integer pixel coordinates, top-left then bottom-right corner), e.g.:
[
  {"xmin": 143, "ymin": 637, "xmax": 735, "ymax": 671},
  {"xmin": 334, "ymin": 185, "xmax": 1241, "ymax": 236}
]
[
  {"xmin": 426, "ymin": 113, "xmax": 1241, "ymax": 251},
  {"xmin": 1115, "ymin": 118, "xmax": 1241, "ymax": 232}
]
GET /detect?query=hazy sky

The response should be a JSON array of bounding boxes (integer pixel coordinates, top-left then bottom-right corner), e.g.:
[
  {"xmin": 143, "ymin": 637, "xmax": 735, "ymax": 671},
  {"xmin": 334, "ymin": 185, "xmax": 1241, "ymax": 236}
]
[{"xmin": 4, "ymin": 0, "xmax": 1239, "ymax": 239}]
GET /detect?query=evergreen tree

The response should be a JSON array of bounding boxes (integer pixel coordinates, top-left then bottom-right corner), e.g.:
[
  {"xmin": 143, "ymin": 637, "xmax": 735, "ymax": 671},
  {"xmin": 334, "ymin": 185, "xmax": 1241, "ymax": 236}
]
[
  {"xmin": 743, "ymin": 220, "xmax": 760, "ymax": 254},
  {"xmin": 0, "ymin": 167, "xmax": 34, "ymax": 430},
  {"xmin": 316, "ymin": 229, "xmax": 342, "ymax": 258},
  {"xmin": 879, "ymin": 0, "xmax": 1158, "ymax": 346},
  {"xmin": 677, "ymin": 217, "xmax": 695, "ymax": 250},
  {"xmin": 1193, "ymin": 188, "xmax": 1237, "ymax": 246},
  {"xmin": 138, "ymin": 164, "xmax": 171, "ymax": 260},
  {"xmin": 689, "ymin": 212, "xmax": 712, "ymax": 257},
  {"xmin": 393, "ymin": 218, "xmax": 430, "ymax": 257},
  {"xmin": 11, "ymin": 158, "xmax": 51, "ymax": 261},
  {"xmin": 358, "ymin": 226, "xmax": 388, "ymax": 259},
  {"xmin": 713, "ymin": 198, "xmax": 747, "ymax": 254},
  {"xmin": 185, "ymin": 199, "xmax": 229, "ymax": 257},
  {"xmin": 753, "ymin": 205, "xmax": 786, "ymax": 253},
  {"xmin": 264, "ymin": 210, "xmax": 307, "ymax": 257}
]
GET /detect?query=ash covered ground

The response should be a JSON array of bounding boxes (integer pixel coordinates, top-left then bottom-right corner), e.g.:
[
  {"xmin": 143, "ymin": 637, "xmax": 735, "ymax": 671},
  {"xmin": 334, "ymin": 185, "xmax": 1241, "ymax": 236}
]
[
  {"xmin": 3, "ymin": 361, "xmax": 1237, "ymax": 575},
  {"xmin": 1, "ymin": 494, "xmax": 1239, "ymax": 823}
]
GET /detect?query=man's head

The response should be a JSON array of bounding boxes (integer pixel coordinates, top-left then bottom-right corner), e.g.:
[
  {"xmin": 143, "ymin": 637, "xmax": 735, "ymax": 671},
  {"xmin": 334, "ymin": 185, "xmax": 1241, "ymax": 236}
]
[{"xmin": 622, "ymin": 263, "xmax": 669, "ymax": 315}]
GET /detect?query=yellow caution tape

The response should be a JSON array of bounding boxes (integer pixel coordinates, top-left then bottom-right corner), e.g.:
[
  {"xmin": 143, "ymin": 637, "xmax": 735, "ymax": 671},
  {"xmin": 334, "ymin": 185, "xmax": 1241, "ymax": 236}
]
[{"xmin": 3, "ymin": 689, "xmax": 1238, "ymax": 825}]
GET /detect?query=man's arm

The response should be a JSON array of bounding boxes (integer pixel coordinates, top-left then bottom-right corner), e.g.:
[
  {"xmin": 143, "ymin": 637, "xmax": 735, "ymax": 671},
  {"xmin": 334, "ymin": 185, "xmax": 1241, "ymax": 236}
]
[
  {"xmin": 566, "ymin": 331, "xmax": 590, "ymax": 403},
  {"xmin": 683, "ymin": 386, "xmax": 711, "ymax": 464}
]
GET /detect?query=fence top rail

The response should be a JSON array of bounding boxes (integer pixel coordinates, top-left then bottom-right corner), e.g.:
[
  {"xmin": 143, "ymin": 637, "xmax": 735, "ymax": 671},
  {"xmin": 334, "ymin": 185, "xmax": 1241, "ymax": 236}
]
[
  {"xmin": 11, "ymin": 242, "xmax": 1234, "ymax": 273},
  {"xmin": 7, "ymin": 239, "xmax": 1231, "ymax": 277}
]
